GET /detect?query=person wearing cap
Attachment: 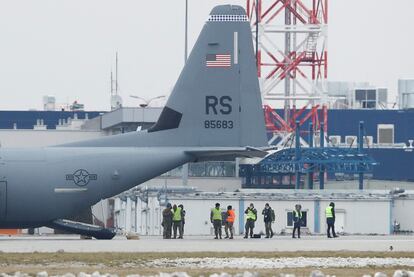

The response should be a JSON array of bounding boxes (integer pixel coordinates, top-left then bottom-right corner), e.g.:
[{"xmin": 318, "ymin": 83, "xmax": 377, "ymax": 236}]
[
  {"xmin": 225, "ymin": 205, "xmax": 235, "ymax": 239},
  {"xmin": 211, "ymin": 203, "xmax": 223, "ymax": 239},
  {"xmin": 292, "ymin": 204, "xmax": 302, "ymax": 239},
  {"xmin": 162, "ymin": 203, "xmax": 173, "ymax": 239},
  {"xmin": 262, "ymin": 203, "xmax": 275, "ymax": 238},
  {"xmin": 326, "ymin": 202, "xmax": 338, "ymax": 238},
  {"xmin": 244, "ymin": 203, "xmax": 257, "ymax": 239}
]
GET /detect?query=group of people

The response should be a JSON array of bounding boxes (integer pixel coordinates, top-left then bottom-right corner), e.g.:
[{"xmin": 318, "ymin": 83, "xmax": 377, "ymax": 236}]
[
  {"xmin": 210, "ymin": 203, "xmax": 235, "ymax": 239},
  {"xmin": 161, "ymin": 201, "xmax": 338, "ymax": 239},
  {"xmin": 161, "ymin": 203, "xmax": 186, "ymax": 239},
  {"xmin": 210, "ymin": 202, "xmax": 275, "ymax": 239}
]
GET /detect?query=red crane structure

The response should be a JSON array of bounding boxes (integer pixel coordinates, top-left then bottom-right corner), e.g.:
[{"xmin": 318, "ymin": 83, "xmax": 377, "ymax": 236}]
[{"xmin": 246, "ymin": 0, "xmax": 328, "ymax": 145}]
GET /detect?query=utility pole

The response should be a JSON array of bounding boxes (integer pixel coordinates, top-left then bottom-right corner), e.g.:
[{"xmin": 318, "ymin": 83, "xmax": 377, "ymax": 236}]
[
  {"xmin": 184, "ymin": 0, "xmax": 188, "ymax": 63},
  {"xmin": 358, "ymin": 121, "xmax": 364, "ymax": 190},
  {"xmin": 182, "ymin": 0, "xmax": 189, "ymax": 185},
  {"xmin": 115, "ymin": 52, "xmax": 118, "ymax": 95},
  {"xmin": 255, "ymin": 0, "xmax": 259, "ymax": 66},
  {"xmin": 319, "ymin": 122, "xmax": 325, "ymax": 189},
  {"xmin": 295, "ymin": 121, "xmax": 301, "ymax": 189},
  {"xmin": 308, "ymin": 122, "xmax": 314, "ymax": 189}
]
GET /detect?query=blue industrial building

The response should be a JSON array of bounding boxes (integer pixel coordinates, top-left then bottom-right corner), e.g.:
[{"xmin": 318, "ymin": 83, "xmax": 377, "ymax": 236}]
[
  {"xmin": 241, "ymin": 109, "xmax": 414, "ymax": 188},
  {"xmin": 328, "ymin": 109, "xmax": 414, "ymax": 144},
  {"xmin": 0, "ymin": 110, "xmax": 103, "ymax": 130},
  {"xmin": 264, "ymin": 109, "xmax": 414, "ymax": 144}
]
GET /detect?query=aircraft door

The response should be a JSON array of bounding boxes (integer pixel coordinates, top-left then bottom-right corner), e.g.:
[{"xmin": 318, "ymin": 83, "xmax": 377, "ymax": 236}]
[{"xmin": 0, "ymin": 181, "xmax": 6, "ymax": 220}]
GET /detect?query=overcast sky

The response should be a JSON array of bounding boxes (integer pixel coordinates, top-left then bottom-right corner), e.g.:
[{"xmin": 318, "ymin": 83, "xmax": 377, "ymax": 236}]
[{"xmin": 0, "ymin": 0, "xmax": 413, "ymax": 111}]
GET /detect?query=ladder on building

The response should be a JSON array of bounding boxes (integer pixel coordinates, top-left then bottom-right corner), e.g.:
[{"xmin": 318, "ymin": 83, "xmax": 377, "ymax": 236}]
[{"xmin": 303, "ymin": 32, "xmax": 319, "ymax": 61}]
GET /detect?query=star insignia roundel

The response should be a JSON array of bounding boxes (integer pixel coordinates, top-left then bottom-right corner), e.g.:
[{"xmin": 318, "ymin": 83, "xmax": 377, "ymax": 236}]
[{"xmin": 66, "ymin": 169, "xmax": 98, "ymax": 187}]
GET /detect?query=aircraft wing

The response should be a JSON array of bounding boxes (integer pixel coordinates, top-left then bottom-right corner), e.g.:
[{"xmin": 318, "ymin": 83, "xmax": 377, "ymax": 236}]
[{"xmin": 185, "ymin": 147, "xmax": 268, "ymax": 162}]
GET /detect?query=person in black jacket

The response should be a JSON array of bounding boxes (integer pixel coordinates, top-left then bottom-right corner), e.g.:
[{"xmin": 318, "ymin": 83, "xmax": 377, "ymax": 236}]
[
  {"xmin": 262, "ymin": 203, "xmax": 275, "ymax": 238},
  {"xmin": 162, "ymin": 203, "xmax": 173, "ymax": 239},
  {"xmin": 292, "ymin": 204, "xmax": 302, "ymax": 239},
  {"xmin": 178, "ymin": 204, "xmax": 186, "ymax": 236}
]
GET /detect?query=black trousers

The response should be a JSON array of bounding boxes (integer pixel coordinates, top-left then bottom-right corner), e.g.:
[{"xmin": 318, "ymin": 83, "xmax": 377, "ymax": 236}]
[
  {"xmin": 293, "ymin": 222, "xmax": 301, "ymax": 238},
  {"xmin": 225, "ymin": 221, "xmax": 234, "ymax": 238},
  {"xmin": 327, "ymin": 218, "xmax": 336, "ymax": 237},
  {"xmin": 213, "ymin": 219, "xmax": 222, "ymax": 238},
  {"xmin": 163, "ymin": 222, "xmax": 172, "ymax": 239},
  {"xmin": 265, "ymin": 221, "xmax": 273, "ymax": 237},
  {"xmin": 173, "ymin": 221, "xmax": 183, "ymax": 238},
  {"xmin": 245, "ymin": 219, "xmax": 255, "ymax": 238}
]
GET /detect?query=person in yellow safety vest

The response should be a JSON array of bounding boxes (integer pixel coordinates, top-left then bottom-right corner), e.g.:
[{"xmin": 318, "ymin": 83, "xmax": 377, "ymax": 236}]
[
  {"xmin": 292, "ymin": 204, "xmax": 302, "ymax": 239},
  {"xmin": 244, "ymin": 203, "xmax": 257, "ymax": 238},
  {"xmin": 210, "ymin": 203, "xmax": 223, "ymax": 239},
  {"xmin": 172, "ymin": 204, "xmax": 183, "ymax": 239},
  {"xmin": 326, "ymin": 202, "xmax": 338, "ymax": 238}
]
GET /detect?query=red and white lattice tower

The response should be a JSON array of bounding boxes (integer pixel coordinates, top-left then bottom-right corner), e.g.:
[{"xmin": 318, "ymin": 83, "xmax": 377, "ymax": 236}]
[{"xmin": 246, "ymin": 0, "xmax": 328, "ymax": 141}]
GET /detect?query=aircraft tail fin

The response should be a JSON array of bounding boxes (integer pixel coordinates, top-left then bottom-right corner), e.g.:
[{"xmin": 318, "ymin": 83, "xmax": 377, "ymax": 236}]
[
  {"xmin": 147, "ymin": 5, "xmax": 267, "ymax": 147},
  {"xmin": 60, "ymin": 5, "xmax": 268, "ymax": 149}
]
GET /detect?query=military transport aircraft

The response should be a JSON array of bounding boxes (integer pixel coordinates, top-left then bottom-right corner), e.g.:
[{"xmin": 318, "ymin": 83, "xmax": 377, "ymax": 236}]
[{"xmin": 0, "ymin": 5, "xmax": 268, "ymax": 239}]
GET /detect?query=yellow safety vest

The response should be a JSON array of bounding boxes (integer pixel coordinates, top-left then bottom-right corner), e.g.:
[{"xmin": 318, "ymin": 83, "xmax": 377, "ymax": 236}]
[
  {"xmin": 246, "ymin": 209, "xmax": 256, "ymax": 221},
  {"xmin": 212, "ymin": 208, "xmax": 222, "ymax": 220},
  {"xmin": 326, "ymin": 206, "xmax": 333, "ymax": 218},
  {"xmin": 293, "ymin": 210, "xmax": 302, "ymax": 219},
  {"xmin": 173, "ymin": 207, "xmax": 182, "ymax": 221}
]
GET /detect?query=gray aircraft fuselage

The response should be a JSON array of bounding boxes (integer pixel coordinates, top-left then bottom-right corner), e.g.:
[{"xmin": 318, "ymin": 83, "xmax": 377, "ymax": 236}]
[{"xmin": 0, "ymin": 146, "xmax": 191, "ymax": 228}]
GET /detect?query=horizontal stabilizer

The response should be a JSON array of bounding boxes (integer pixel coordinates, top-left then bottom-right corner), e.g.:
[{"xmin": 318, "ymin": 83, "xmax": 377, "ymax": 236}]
[{"xmin": 185, "ymin": 147, "xmax": 268, "ymax": 162}]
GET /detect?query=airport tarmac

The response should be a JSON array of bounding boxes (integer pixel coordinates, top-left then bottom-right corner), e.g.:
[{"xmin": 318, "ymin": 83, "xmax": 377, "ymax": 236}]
[{"xmin": 0, "ymin": 235, "xmax": 413, "ymax": 253}]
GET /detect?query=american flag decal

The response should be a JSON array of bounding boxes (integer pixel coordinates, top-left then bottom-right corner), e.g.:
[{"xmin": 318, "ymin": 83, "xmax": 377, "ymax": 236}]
[{"xmin": 206, "ymin": 54, "xmax": 231, "ymax": 67}]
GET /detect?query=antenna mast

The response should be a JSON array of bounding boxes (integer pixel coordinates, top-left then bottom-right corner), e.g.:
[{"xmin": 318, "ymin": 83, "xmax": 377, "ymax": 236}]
[
  {"xmin": 110, "ymin": 52, "xmax": 123, "ymax": 110},
  {"xmin": 115, "ymin": 52, "xmax": 119, "ymax": 95}
]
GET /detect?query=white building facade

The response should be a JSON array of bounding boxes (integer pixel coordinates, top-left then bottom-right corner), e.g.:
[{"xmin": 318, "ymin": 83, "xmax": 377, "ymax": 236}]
[{"xmin": 114, "ymin": 189, "xmax": 406, "ymax": 236}]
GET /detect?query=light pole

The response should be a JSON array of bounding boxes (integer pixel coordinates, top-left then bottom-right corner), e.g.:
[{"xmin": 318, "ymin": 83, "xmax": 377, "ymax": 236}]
[
  {"xmin": 183, "ymin": 0, "xmax": 189, "ymax": 187},
  {"xmin": 129, "ymin": 95, "xmax": 166, "ymax": 108},
  {"xmin": 129, "ymin": 95, "xmax": 166, "ymax": 132},
  {"xmin": 184, "ymin": 0, "xmax": 188, "ymax": 63}
]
